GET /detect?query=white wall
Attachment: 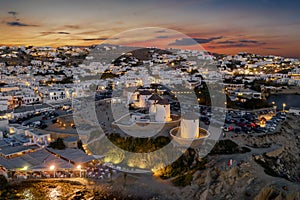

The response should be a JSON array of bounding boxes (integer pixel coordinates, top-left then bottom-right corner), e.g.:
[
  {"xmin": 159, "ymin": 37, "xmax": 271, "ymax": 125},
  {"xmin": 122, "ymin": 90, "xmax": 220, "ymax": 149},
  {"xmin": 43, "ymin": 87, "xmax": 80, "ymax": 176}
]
[
  {"xmin": 155, "ymin": 104, "xmax": 171, "ymax": 122},
  {"xmin": 180, "ymin": 118, "xmax": 199, "ymax": 139}
]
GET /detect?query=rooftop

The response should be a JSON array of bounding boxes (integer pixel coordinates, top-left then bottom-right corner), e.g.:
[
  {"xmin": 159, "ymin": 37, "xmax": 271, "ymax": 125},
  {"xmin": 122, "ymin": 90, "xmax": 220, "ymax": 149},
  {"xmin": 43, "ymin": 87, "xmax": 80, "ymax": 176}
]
[
  {"xmin": 0, "ymin": 144, "xmax": 39, "ymax": 156},
  {"xmin": 157, "ymin": 98, "xmax": 169, "ymax": 105},
  {"xmin": 148, "ymin": 93, "xmax": 162, "ymax": 101},
  {"xmin": 47, "ymin": 147, "xmax": 95, "ymax": 164},
  {"xmin": 0, "ymin": 148, "xmax": 74, "ymax": 170},
  {"xmin": 139, "ymin": 90, "xmax": 152, "ymax": 95},
  {"xmin": 13, "ymin": 103, "xmax": 53, "ymax": 114}
]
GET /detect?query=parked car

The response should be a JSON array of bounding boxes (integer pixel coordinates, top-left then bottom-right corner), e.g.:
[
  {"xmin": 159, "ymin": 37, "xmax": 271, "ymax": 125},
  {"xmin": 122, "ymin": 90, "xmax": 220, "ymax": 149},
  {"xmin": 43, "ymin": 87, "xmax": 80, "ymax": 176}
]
[
  {"xmin": 223, "ymin": 125, "xmax": 233, "ymax": 132},
  {"xmin": 255, "ymin": 127, "xmax": 268, "ymax": 133},
  {"xmin": 200, "ymin": 116, "xmax": 209, "ymax": 122},
  {"xmin": 242, "ymin": 126, "xmax": 252, "ymax": 134},
  {"xmin": 204, "ymin": 120, "xmax": 210, "ymax": 125},
  {"xmin": 42, "ymin": 116, "xmax": 48, "ymax": 120},
  {"xmin": 279, "ymin": 115, "xmax": 286, "ymax": 120},
  {"xmin": 234, "ymin": 127, "xmax": 242, "ymax": 133},
  {"xmin": 267, "ymin": 126, "xmax": 276, "ymax": 132}
]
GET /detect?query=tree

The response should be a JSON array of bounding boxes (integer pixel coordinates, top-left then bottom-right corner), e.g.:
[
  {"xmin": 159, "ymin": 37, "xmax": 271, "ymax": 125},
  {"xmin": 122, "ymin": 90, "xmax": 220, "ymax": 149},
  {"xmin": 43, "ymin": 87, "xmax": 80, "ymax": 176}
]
[
  {"xmin": 194, "ymin": 83, "xmax": 211, "ymax": 106},
  {"xmin": 77, "ymin": 140, "xmax": 85, "ymax": 152},
  {"xmin": 243, "ymin": 98, "xmax": 269, "ymax": 109},
  {"xmin": 0, "ymin": 175, "xmax": 8, "ymax": 189},
  {"xmin": 48, "ymin": 138, "xmax": 66, "ymax": 149},
  {"xmin": 190, "ymin": 69, "xmax": 199, "ymax": 75}
]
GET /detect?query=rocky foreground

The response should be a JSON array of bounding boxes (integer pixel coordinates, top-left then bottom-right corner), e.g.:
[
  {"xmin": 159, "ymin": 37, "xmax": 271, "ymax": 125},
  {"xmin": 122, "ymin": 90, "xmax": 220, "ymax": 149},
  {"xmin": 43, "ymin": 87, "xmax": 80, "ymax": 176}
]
[
  {"xmin": 0, "ymin": 179, "xmax": 152, "ymax": 200},
  {"xmin": 180, "ymin": 114, "xmax": 300, "ymax": 200}
]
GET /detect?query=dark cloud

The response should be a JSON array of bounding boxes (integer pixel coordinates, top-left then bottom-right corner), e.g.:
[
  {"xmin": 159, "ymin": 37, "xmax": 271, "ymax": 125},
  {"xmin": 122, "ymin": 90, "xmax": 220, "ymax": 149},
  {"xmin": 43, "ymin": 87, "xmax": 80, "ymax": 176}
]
[
  {"xmin": 217, "ymin": 40, "xmax": 236, "ymax": 44},
  {"xmin": 155, "ymin": 30, "xmax": 166, "ymax": 33},
  {"xmin": 6, "ymin": 11, "xmax": 36, "ymax": 27},
  {"xmin": 209, "ymin": 44, "xmax": 266, "ymax": 49},
  {"xmin": 221, "ymin": 43, "xmax": 249, "ymax": 48},
  {"xmin": 169, "ymin": 36, "xmax": 223, "ymax": 46},
  {"xmin": 193, "ymin": 36, "xmax": 223, "ymax": 44},
  {"xmin": 156, "ymin": 35, "xmax": 168, "ymax": 38},
  {"xmin": 7, "ymin": 11, "xmax": 20, "ymax": 21},
  {"xmin": 6, "ymin": 21, "xmax": 30, "ymax": 27},
  {"xmin": 215, "ymin": 39, "xmax": 266, "ymax": 48},
  {"xmin": 40, "ymin": 31, "xmax": 70, "ymax": 35},
  {"xmin": 239, "ymin": 39, "xmax": 261, "ymax": 44},
  {"xmin": 82, "ymin": 37, "xmax": 110, "ymax": 41},
  {"xmin": 57, "ymin": 31, "xmax": 70, "ymax": 35},
  {"xmin": 169, "ymin": 38, "xmax": 196, "ymax": 46},
  {"xmin": 8, "ymin": 11, "xmax": 18, "ymax": 16},
  {"xmin": 81, "ymin": 37, "xmax": 119, "ymax": 41},
  {"xmin": 41, "ymin": 32, "xmax": 55, "ymax": 35}
]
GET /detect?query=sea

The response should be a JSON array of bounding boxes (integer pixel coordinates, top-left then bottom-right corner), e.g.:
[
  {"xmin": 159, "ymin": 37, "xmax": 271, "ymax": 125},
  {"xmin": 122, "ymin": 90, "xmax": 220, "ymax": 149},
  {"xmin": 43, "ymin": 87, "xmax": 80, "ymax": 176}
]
[{"xmin": 267, "ymin": 94, "xmax": 300, "ymax": 110}]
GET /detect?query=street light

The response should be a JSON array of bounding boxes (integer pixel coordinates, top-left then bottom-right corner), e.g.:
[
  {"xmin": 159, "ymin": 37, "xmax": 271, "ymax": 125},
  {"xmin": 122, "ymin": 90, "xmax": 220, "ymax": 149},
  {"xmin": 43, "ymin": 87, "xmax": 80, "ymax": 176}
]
[
  {"xmin": 271, "ymin": 101, "xmax": 276, "ymax": 114},
  {"xmin": 282, "ymin": 103, "xmax": 286, "ymax": 112},
  {"xmin": 49, "ymin": 165, "xmax": 55, "ymax": 178}
]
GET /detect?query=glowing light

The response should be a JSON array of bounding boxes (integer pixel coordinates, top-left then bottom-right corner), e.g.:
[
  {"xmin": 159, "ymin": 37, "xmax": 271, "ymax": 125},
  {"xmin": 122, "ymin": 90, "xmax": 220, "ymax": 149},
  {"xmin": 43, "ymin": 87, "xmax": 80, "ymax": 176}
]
[
  {"xmin": 76, "ymin": 165, "xmax": 81, "ymax": 170},
  {"xmin": 49, "ymin": 165, "xmax": 55, "ymax": 170},
  {"xmin": 9, "ymin": 127, "xmax": 15, "ymax": 134},
  {"xmin": 283, "ymin": 103, "xmax": 286, "ymax": 107},
  {"xmin": 282, "ymin": 103, "xmax": 286, "ymax": 112}
]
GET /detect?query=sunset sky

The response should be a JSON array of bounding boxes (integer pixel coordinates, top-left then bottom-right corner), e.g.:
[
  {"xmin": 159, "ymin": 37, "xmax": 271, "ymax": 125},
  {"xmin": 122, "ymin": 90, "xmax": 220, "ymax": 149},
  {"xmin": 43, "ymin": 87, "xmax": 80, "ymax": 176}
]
[{"xmin": 1, "ymin": 0, "xmax": 300, "ymax": 57}]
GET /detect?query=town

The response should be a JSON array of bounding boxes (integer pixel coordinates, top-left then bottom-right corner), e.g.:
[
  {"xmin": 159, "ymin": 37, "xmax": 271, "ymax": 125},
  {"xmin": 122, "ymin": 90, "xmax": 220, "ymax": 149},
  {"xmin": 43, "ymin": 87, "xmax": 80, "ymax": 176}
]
[{"xmin": 0, "ymin": 44, "xmax": 299, "ymax": 199}]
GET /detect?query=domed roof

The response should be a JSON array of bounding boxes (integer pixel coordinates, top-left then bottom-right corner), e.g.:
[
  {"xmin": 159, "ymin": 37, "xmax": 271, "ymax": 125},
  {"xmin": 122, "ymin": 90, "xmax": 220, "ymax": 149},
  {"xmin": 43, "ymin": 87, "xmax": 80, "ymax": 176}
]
[
  {"xmin": 148, "ymin": 93, "xmax": 162, "ymax": 101},
  {"xmin": 157, "ymin": 99, "xmax": 169, "ymax": 105},
  {"xmin": 139, "ymin": 90, "xmax": 152, "ymax": 95}
]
